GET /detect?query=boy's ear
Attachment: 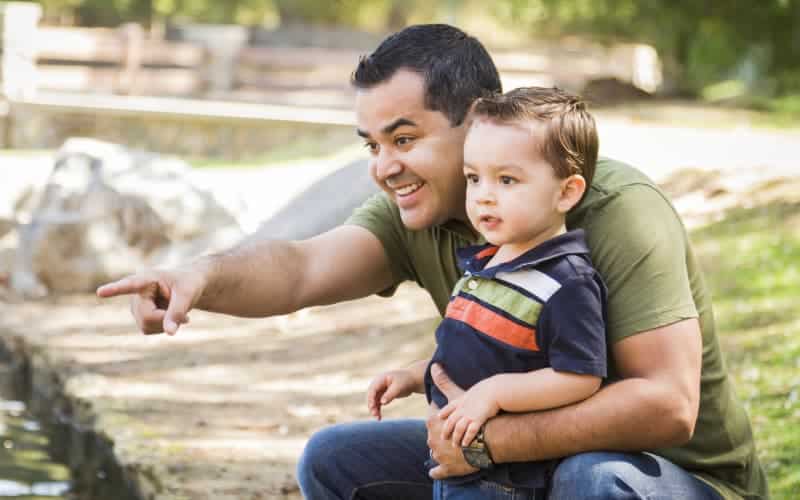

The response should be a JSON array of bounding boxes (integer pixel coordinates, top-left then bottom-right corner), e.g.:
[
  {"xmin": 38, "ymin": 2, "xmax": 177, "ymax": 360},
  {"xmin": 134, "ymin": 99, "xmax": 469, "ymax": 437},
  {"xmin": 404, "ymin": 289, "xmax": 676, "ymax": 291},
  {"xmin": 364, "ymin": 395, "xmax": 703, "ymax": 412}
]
[{"xmin": 556, "ymin": 174, "xmax": 587, "ymax": 213}]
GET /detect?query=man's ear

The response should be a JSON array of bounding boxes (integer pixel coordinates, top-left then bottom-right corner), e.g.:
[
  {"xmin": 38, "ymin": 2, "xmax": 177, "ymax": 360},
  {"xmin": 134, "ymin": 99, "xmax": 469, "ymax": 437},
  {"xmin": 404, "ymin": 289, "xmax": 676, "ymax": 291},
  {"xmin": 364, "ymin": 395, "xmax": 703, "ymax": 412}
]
[{"xmin": 556, "ymin": 174, "xmax": 586, "ymax": 213}]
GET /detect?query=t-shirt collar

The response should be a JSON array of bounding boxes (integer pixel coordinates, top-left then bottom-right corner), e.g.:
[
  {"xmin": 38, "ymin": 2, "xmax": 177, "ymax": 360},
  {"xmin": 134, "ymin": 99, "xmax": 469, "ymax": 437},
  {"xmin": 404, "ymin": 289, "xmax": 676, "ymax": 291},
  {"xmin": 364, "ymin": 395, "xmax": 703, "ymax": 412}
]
[{"xmin": 456, "ymin": 229, "xmax": 590, "ymax": 278}]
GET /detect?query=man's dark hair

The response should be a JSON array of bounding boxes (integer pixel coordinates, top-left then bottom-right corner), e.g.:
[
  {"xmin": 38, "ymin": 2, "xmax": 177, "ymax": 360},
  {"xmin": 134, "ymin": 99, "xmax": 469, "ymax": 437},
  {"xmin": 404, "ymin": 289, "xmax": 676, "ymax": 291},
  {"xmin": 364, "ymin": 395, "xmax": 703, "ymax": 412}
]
[{"xmin": 351, "ymin": 24, "xmax": 502, "ymax": 126}]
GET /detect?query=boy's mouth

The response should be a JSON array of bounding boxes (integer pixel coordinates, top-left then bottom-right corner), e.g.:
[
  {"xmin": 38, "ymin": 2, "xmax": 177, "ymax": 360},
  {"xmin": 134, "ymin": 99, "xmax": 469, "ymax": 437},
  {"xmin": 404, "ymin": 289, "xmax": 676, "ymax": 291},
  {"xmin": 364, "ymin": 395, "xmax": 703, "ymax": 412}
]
[{"xmin": 479, "ymin": 215, "xmax": 502, "ymax": 228}]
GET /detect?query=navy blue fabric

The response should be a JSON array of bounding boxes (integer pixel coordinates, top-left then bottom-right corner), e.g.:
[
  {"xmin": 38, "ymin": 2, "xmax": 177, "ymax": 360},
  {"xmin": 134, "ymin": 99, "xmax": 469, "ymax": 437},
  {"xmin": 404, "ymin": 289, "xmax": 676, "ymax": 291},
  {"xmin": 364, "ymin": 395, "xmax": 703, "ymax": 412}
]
[{"xmin": 424, "ymin": 230, "xmax": 608, "ymax": 490}]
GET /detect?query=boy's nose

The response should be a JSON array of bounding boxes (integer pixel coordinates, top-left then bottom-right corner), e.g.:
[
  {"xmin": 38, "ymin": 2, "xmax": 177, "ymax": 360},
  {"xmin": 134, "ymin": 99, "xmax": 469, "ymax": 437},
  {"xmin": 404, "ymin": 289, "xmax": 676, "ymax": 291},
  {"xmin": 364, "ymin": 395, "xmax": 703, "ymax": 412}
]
[{"xmin": 475, "ymin": 186, "xmax": 496, "ymax": 205}]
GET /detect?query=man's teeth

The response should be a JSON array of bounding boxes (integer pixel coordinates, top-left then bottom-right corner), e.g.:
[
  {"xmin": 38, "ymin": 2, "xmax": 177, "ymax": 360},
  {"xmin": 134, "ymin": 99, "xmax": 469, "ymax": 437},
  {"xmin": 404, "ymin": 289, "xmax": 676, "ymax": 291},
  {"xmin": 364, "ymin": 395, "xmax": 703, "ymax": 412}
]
[{"xmin": 395, "ymin": 183, "xmax": 423, "ymax": 196}]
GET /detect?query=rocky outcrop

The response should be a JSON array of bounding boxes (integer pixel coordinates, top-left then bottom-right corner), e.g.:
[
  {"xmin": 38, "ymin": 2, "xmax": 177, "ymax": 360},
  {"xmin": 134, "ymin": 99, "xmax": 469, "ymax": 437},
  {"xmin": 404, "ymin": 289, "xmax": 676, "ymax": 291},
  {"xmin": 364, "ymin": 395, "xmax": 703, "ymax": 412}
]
[{"xmin": 8, "ymin": 138, "xmax": 242, "ymax": 298}]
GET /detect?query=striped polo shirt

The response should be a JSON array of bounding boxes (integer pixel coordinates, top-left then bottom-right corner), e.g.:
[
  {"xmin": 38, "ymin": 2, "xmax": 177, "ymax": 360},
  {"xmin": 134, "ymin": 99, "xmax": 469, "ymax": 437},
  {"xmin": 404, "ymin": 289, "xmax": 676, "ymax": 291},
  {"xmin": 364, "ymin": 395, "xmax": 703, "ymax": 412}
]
[{"xmin": 424, "ymin": 229, "xmax": 608, "ymax": 489}]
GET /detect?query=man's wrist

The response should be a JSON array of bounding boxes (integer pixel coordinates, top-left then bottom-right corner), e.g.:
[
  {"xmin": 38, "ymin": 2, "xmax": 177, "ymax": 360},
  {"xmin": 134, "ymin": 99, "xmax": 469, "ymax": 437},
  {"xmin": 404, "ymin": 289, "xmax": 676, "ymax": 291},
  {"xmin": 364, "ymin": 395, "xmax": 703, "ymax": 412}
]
[
  {"xmin": 191, "ymin": 255, "xmax": 219, "ymax": 308},
  {"xmin": 461, "ymin": 421, "xmax": 495, "ymax": 469},
  {"xmin": 482, "ymin": 416, "xmax": 501, "ymax": 463}
]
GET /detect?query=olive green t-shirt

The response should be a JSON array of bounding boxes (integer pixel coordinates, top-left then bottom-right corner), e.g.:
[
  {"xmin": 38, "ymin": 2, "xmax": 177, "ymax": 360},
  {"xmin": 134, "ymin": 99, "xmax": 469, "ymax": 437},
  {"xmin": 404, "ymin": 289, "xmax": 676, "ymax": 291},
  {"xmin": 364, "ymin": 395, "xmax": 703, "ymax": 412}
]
[{"xmin": 346, "ymin": 157, "xmax": 768, "ymax": 499}]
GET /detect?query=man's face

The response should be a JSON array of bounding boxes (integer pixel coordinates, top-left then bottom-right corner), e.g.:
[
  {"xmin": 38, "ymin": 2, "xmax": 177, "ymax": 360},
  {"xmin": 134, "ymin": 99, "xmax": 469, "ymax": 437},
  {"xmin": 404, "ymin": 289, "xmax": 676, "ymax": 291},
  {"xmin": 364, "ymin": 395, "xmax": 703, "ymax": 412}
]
[
  {"xmin": 355, "ymin": 70, "xmax": 469, "ymax": 230},
  {"xmin": 464, "ymin": 118, "xmax": 567, "ymax": 259}
]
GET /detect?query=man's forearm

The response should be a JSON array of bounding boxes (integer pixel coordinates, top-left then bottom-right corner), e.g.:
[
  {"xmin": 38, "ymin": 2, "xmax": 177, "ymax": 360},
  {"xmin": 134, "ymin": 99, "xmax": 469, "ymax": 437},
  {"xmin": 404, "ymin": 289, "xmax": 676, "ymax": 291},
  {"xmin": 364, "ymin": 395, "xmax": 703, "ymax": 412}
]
[
  {"xmin": 195, "ymin": 239, "xmax": 305, "ymax": 317},
  {"xmin": 486, "ymin": 376, "xmax": 695, "ymax": 463}
]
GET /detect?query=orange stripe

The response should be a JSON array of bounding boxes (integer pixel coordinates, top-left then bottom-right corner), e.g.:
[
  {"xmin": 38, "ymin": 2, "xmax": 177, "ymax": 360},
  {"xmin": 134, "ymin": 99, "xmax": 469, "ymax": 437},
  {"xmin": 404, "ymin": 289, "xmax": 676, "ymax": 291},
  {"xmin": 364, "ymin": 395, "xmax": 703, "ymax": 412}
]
[
  {"xmin": 445, "ymin": 296, "xmax": 539, "ymax": 351},
  {"xmin": 475, "ymin": 246, "xmax": 499, "ymax": 259}
]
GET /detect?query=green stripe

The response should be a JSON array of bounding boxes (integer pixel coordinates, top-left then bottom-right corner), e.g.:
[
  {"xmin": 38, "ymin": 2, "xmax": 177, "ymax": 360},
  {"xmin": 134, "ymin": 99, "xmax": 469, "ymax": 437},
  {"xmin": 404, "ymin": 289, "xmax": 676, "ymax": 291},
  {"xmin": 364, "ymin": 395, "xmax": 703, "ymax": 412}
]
[
  {"xmin": 452, "ymin": 276, "xmax": 469, "ymax": 296},
  {"xmin": 461, "ymin": 278, "xmax": 543, "ymax": 326}
]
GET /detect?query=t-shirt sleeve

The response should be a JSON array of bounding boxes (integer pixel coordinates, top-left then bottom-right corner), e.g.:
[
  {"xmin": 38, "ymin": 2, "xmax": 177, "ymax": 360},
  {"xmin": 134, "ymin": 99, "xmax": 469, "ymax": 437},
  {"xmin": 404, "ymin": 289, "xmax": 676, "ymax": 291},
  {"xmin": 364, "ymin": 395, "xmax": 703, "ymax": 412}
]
[
  {"xmin": 345, "ymin": 193, "xmax": 414, "ymax": 295},
  {"xmin": 583, "ymin": 185, "xmax": 698, "ymax": 343},
  {"xmin": 538, "ymin": 275, "xmax": 607, "ymax": 378}
]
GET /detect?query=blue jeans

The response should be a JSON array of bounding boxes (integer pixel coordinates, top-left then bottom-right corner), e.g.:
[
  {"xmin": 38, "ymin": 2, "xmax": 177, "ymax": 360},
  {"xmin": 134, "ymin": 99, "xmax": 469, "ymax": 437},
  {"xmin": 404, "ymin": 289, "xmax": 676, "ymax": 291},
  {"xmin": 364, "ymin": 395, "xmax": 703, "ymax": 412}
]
[{"xmin": 297, "ymin": 419, "xmax": 723, "ymax": 500}]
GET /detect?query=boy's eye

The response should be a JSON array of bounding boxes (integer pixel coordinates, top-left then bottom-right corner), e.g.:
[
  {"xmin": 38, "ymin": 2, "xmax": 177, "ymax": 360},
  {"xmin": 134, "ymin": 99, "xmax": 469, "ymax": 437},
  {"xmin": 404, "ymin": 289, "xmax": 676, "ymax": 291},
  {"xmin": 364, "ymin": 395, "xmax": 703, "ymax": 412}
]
[
  {"xmin": 500, "ymin": 176, "xmax": 517, "ymax": 185},
  {"xmin": 395, "ymin": 136, "xmax": 413, "ymax": 146},
  {"xmin": 465, "ymin": 173, "xmax": 479, "ymax": 184}
]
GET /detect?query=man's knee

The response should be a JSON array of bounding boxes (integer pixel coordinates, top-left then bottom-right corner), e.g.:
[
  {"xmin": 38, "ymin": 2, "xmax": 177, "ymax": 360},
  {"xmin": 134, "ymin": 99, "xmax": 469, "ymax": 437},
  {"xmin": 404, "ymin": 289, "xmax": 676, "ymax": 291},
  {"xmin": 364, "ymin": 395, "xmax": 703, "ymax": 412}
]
[
  {"xmin": 550, "ymin": 452, "xmax": 655, "ymax": 499},
  {"xmin": 297, "ymin": 425, "xmax": 348, "ymax": 487}
]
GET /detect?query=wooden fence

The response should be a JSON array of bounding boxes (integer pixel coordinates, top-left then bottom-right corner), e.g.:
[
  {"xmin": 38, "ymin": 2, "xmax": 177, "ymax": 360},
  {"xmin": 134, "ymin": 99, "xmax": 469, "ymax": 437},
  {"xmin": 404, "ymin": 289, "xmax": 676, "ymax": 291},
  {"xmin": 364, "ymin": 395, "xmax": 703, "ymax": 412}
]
[
  {"xmin": 3, "ymin": 15, "xmax": 660, "ymax": 100},
  {"xmin": 35, "ymin": 25, "xmax": 208, "ymax": 95}
]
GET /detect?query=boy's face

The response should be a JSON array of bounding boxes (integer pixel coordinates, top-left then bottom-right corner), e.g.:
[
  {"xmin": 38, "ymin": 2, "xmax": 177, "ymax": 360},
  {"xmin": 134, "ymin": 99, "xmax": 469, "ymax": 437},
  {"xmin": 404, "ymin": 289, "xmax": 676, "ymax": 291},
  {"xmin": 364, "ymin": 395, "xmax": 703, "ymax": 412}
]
[
  {"xmin": 463, "ymin": 118, "xmax": 568, "ymax": 256},
  {"xmin": 355, "ymin": 69, "xmax": 470, "ymax": 230}
]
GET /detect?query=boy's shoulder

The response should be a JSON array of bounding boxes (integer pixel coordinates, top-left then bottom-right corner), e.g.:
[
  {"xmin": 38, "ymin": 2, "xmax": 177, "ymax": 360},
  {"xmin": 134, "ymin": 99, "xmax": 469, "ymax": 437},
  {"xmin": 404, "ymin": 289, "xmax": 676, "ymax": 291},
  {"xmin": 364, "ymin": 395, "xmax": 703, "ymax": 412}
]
[{"xmin": 486, "ymin": 230, "xmax": 604, "ymax": 304}]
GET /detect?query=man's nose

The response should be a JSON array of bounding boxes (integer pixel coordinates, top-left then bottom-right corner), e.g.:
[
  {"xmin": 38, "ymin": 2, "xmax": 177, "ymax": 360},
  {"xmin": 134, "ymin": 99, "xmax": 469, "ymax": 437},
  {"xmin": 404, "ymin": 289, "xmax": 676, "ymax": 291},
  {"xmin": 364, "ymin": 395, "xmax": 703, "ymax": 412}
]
[{"xmin": 371, "ymin": 149, "xmax": 402, "ymax": 181}]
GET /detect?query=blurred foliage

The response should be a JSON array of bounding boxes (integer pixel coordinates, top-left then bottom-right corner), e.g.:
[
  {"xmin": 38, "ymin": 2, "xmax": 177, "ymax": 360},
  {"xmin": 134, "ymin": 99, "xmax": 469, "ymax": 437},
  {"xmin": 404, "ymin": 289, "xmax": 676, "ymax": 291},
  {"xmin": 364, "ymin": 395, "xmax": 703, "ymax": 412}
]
[
  {"xmin": 24, "ymin": 0, "xmax": 800, "ymax": 96},
  {"xmin": 489, "ymin": 0, "xmax": 800, "ymax": 96},
  {"xmin": 692, "ymin": 200, "xmax": 800, "ymax": 499}
]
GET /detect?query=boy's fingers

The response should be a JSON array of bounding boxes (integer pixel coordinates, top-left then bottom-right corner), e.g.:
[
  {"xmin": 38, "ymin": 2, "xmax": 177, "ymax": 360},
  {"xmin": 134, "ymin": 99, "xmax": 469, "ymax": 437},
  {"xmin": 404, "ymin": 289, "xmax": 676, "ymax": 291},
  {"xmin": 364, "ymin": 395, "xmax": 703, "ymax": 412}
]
[
  {"xmin": 452, "ymin": 418, "xmax": 469, "ymax": 447},
  {"xmin": 461, "ymin": 422, "xmax": 481, "ymax": 447},
  {"xmin": 380, "ymin": 381, "xmax": 402, "ymax": 404},
  {"xmin": 441, "ymin": 414, "xmax": 456, "ymax": 440},
  {"xmin": 437, "ymin": 402, "xmax": 456, "ymax": 420}
]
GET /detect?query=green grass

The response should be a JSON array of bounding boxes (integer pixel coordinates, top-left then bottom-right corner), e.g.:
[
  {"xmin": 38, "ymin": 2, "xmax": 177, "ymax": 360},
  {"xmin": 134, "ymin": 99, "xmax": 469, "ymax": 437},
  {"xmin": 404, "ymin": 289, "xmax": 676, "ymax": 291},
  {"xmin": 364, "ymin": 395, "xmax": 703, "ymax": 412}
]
[{"xmin": 692, "ymin": 201, "xmax": 800, "ymax": 499}]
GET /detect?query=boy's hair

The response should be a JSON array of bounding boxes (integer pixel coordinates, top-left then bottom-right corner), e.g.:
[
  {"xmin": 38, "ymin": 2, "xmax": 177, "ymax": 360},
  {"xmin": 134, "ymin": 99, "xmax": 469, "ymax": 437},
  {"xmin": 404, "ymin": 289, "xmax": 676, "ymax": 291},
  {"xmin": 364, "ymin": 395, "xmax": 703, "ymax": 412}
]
[
  {"xmin": 351, "ymin": 24, "xmax": 502, "ymax": 127},
  {"xmin": 472, "ymin": 87, "xmax": 598, "ymax": 188}
]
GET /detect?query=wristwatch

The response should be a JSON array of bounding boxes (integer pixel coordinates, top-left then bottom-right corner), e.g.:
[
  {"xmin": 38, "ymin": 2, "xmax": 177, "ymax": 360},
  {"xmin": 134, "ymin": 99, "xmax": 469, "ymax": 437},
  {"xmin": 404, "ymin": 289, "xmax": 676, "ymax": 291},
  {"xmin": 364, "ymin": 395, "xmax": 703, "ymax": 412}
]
[{"xmin": 461, "ymin": 423, "xmax": 495, "ymax": 470}]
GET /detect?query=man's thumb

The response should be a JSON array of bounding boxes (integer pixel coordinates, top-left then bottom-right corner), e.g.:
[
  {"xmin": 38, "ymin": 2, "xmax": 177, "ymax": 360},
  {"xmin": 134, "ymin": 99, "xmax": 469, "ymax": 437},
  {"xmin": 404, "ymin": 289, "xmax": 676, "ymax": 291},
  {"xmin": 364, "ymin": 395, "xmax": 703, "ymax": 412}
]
[
  {"xmin": 431, "ymin": 363, "xmax": 465, "ymax": 399},
  {"xmin": 163, "ymin": 288, "xmax": 191, "ymax": 336}
]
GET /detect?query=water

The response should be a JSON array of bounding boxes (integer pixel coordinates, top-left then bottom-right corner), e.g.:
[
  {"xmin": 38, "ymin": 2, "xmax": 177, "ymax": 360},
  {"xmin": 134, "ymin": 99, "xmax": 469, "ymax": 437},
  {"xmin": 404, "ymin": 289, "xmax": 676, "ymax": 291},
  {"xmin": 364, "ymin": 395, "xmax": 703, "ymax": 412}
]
[{"xmin": 0, "ymin": 400, "xmax": 71, "ymax": 499}]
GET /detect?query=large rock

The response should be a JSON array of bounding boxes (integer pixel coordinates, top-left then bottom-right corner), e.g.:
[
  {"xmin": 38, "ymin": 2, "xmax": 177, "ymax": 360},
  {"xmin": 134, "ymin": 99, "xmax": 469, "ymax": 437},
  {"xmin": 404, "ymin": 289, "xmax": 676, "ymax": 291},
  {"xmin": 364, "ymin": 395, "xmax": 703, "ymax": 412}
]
[{"xmin": 10, "ymin": 138, "xmax": 242, "ymax": 297}]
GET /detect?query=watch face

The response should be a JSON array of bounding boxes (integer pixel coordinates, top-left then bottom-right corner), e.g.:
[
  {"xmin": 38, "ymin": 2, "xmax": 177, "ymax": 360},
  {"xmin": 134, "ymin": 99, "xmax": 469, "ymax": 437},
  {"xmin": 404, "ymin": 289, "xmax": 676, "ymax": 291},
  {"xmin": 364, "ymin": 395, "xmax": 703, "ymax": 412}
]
[{"xmin": 463, "ymin": 446, "xmax": 493, "ymax": 470}]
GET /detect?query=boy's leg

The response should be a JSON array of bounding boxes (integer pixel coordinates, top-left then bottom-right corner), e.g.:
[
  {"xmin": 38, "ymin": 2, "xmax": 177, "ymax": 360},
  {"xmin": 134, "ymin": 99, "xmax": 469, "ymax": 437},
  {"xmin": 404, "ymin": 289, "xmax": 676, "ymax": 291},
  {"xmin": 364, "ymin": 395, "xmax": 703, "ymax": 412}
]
[
  {"xmin": 297, "ymin": 419, "xmax": 432, "ymax": 500},
  {"xmin": 548, "ymin": 451, "xmax": 723, "ymax": 500}
]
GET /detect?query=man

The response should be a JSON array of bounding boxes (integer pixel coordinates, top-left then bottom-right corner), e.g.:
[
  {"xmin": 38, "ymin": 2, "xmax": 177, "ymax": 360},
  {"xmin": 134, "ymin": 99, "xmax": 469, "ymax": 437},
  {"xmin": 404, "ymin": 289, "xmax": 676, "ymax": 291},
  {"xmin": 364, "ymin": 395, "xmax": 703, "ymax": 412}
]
[{"xmin": 98, "ymin": 24, "xmax": 768, "ymax": 500}]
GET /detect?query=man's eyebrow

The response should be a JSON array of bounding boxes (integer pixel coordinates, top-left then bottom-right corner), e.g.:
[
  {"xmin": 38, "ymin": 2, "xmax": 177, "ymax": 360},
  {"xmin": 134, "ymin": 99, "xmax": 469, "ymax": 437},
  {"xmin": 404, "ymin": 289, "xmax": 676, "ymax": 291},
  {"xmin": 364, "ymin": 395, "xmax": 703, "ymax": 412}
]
[
  {"xmin": 356, "ymin": 118, "xmax": 417, "ymax": 139},
  {"xmin": 382, "ymin": 118, "xmax": 417, "ymax": 135}
]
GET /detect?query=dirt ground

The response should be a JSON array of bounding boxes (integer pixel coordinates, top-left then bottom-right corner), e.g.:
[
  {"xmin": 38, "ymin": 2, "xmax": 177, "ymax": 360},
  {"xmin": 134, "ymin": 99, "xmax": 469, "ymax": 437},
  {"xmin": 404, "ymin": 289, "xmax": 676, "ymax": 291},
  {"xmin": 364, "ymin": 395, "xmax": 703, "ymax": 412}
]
[
  {"xmin": 0, "ymin": 118, "xmax": 799, "ymax": 499},
  {"xmin": 0, "ymin": 285, "xmax": 440, "ymax": 499}
]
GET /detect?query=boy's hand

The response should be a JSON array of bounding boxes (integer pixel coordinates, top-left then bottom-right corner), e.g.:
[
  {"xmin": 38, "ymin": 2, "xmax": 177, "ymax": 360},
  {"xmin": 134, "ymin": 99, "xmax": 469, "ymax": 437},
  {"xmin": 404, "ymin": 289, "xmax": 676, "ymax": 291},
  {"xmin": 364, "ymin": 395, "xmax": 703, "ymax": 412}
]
[
  {"xmin": 366, "ymin": 369, "xmax": 419, "ymax": 420},
  {"xmin": 438, "ymin": 378, "xmax": 500, "ymax": 446}
]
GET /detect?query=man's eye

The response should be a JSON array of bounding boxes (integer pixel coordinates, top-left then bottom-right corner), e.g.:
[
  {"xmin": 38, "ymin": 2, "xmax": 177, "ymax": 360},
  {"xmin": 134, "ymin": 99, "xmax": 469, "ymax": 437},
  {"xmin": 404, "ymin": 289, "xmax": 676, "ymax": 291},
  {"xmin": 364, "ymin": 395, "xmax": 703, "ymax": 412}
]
[
  {"xmin": 395, "ymin": 136, "xmax": 413, "ymax": 146},
  {"xmin": 364, "ymin": 142, "xmax": 379, "ymax": 154},
  {"xmin": 500, "ymin": 176, "xmax": 517, "ymax": 185}
]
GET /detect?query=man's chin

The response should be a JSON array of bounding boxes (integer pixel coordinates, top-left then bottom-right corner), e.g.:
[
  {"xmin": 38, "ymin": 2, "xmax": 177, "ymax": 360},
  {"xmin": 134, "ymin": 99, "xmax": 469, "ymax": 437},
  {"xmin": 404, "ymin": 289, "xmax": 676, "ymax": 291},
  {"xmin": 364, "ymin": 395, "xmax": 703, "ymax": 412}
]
[{"xmin": 399, "ymin": 209, "xmax": 437, "ymax": 231}]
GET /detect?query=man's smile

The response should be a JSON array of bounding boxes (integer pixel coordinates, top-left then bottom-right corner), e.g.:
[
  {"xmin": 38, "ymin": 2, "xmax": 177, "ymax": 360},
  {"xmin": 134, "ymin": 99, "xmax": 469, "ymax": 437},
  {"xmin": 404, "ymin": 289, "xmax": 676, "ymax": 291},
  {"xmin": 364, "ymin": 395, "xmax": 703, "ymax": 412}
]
[{"xmin": 392, "ymin": 181, "xmax": 425, "ymax": 196}]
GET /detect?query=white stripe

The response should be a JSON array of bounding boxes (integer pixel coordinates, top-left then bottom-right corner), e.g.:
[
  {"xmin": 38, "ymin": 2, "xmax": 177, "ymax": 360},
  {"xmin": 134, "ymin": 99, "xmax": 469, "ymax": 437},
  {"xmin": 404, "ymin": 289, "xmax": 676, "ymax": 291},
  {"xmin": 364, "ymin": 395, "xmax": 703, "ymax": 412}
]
[{"xmin": 495, "ymin": 269, "xmax": 562, "ymax": 301}]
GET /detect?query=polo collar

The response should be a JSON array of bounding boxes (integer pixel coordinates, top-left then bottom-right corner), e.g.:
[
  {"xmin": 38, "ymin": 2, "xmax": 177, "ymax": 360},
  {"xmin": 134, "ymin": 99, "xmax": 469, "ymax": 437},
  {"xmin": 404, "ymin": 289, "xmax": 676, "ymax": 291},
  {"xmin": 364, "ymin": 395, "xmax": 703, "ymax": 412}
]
[{"xmin": 456, "ymin": 229, "xmax": 590, "ymax": 278}]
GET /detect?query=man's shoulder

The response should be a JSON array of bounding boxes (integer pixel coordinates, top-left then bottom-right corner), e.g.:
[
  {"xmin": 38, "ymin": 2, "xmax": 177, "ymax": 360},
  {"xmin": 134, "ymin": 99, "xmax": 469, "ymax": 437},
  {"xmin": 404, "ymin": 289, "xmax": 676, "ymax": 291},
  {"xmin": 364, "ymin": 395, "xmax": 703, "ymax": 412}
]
[{"xmin": 568, "ymin": 157, "xmax": 675, "ymax": 230}]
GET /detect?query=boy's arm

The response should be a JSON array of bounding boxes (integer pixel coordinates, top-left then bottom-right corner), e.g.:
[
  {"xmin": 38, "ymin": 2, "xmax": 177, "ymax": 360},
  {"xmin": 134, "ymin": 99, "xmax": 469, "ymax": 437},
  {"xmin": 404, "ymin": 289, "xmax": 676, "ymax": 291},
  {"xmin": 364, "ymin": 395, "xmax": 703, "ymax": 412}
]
[
  {"xmin": 405, "ymin": 358, "xmax": 431, "ymax": 393},
  {"xmin": 428, "ymin": 319, "xmax": 701, "ymax": 478},
  {"xmin": 490, "ymin": 368, "xmax": 601, "ymax": 413}
]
